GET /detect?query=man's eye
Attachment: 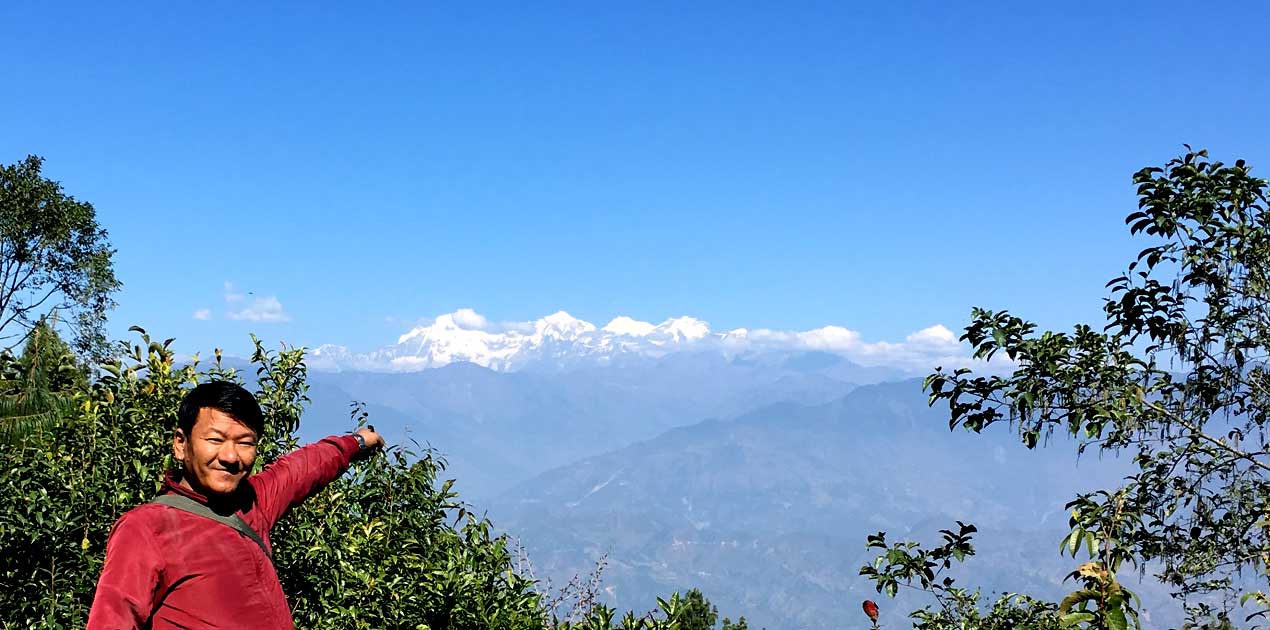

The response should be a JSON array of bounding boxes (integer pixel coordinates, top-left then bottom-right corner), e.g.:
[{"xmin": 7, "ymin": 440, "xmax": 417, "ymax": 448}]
[
  {"xmin": 240, "ymin": 442, "xmax": 257, "ymax": 448},
  {"xmin": 207, "ymin": 438, "xmax": 223, "ymax": 444}
]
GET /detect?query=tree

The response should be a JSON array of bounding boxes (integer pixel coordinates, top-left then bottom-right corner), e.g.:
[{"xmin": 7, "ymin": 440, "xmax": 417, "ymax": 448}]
[
  {"xmin": 860, "ymin": 523, "xmax": 1064, "ymax": 629},
  {"xmin": 14, "ymin": 318, "xmax": 88, "ymax": 392},
  {"xmin": 0, "ymin": 319, "xmax": 83, "ymax": 443},
  {"xmin": 0, "ymin": 155, "xmax": 120, "ymax": 359},
  {"xmin": 676, "ymin": 589, "xmax": 751, "ymax": 630},
  {"xmin": 865, "ymin": 147, "xmax": 1270, "ymax": 628},
  {"xmin": 679, "ymin": 589, "xmax": 718, "ymax": 630}
]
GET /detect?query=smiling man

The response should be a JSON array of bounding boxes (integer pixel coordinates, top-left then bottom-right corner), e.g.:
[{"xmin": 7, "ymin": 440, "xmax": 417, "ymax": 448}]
[{"xmin": 87, "ymin": 381, "xmax": 384, "ymax": 629}]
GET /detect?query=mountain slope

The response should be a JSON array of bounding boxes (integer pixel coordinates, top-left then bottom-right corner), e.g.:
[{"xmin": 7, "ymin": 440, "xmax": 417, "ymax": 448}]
[
  {"xmin": 490, "ymin": 381, "xmax": 1164, "ymax": 629},
  {"xmin": 301, "ymin": 354, "xmax": 861, "ymax": 497}
]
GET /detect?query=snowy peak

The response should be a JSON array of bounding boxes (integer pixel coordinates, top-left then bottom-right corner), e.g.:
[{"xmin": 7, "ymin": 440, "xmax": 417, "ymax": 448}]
[
  {"xmin": 654, "ymin": 316, "xmax": 710, "ymax": 342},
  {"xmin": 535, "ymin": 310, "xmax": 596, "ymax": 341},
  {"xmin": 598, "ymin": 316, "xmax": 711, "ymax": 341},
  {"xmin": 603, "ymin": 316, "xmax": 657, "ymax": 337},
  {"xmin": 309, "ymin": 308, "xmax": 976, "ymax": 375}
]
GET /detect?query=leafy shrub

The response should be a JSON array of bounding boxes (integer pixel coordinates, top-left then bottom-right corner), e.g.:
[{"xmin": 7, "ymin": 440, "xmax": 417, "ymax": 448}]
[{"xmin": 0, "ymin": 328, "xmax": 691, "ymax": 629}]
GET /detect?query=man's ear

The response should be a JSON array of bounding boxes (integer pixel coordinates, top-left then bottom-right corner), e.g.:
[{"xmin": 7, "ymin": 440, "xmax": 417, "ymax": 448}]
[{"xmin": 173, "ymin": 428, "xmax": 189, "ymax": 461}]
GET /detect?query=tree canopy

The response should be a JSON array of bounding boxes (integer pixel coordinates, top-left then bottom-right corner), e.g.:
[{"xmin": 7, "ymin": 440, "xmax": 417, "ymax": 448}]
[
  {"xmin": 863, "ymin": 149, "xmax": 1270, "ymax": 629},
  {"xmin": 0, "ymin": 155, "xmax": 120, "ymax": 359}
]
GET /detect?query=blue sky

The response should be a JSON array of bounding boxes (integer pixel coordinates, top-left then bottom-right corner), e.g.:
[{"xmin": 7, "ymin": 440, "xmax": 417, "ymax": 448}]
[{"xmin": 3, "ymin": 2, "xmax": 1268, "ymax": 357}]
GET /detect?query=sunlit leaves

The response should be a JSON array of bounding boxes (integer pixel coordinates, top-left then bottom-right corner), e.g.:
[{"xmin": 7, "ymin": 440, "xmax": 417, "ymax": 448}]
[
  {"xmin": 2, "ymin": 327, "xmax": 701, "ymax": 629},
  {"xmin": 895, "ymin": 148, "xmax": 1270, "ymax": 628}
]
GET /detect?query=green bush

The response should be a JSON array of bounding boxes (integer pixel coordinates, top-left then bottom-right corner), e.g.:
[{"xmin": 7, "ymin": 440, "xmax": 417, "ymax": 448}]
[{"xmin": 0, "ymin": 329, "xmax": 692, "ymax": 629}]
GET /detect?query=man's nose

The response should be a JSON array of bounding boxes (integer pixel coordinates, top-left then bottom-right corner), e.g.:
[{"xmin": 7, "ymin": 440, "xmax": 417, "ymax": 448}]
[{"xmin": 217, "ymin": 444, "xmax": 241, "ymax": 465}]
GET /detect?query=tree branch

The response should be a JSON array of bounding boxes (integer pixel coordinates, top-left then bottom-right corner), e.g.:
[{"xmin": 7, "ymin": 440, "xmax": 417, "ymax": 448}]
[
  {"xmin": 1145, "ymin": 401, "xmax": 1270, "ymax": 475},
  {"xmin": 0, "ymin": 258, "xmax": 21, "ymax": 318}
]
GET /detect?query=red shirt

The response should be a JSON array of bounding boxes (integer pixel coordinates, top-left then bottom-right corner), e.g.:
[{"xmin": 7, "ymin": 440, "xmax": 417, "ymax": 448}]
[{"xmin": 87, "ymin": 435, "xmax": 360, "ymax": 629}]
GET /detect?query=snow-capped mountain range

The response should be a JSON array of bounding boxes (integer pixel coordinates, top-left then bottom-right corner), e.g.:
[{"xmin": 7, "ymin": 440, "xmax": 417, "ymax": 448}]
[{"xmin": 309, "ymin": 308, "xmax": 971, "ymax": 374}]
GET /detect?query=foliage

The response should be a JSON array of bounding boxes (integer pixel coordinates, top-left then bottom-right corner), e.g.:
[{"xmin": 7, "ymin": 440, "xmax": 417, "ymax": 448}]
[
  {"xmin": 632, "ymin": 589, "xmax": 746, "ymax": 630},
  {"xmin": 866, "ymin": 148, "xmax": 1270, "ymax": 628},
  {"xmin": 0, "ymin": 155, "xmax": 120, "ymax": 359},
  {"xmin": 0, "ymin": 320, "xmax": 83, "ymax": 444},
  {"xmin": 679, "ymin": 589, "xmax": 718, "ymax": 630},
  {"xmin": 860, "ymin": 523, "xmax": 1065, "ymax": 629},
  {"xmin": 0, "ymin": 329, "xmax": 181, "ymax": 628},
  {"xmin": 0, "ymin": 328, "xmax": 699, "ymax": 629}
]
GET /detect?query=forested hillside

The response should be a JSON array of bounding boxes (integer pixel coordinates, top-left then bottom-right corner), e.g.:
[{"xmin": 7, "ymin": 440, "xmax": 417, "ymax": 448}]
[{"xmin": 491, "ymin": 381, "xmax": 1141, "ymax": 630}]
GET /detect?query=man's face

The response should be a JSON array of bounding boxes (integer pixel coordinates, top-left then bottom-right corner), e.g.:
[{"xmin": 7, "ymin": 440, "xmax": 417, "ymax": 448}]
[{"xmin": 172, "ymin": 408, "xmax": 258, "ymax": 497}]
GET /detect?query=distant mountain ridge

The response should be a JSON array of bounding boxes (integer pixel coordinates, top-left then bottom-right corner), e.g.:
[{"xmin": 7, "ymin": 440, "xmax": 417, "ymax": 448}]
[
  {"xmin": 283, "ymin": 352, "xmax": 1173, "ymax": 628},
  {"xmin": 306, "ymin": 309, "xmax": 964, "ymax": 375},
  {"xmin": 490, "ymin": 380, "xmax": 1155, "ymax": 630},
  {"xmin": 298, "ymin": 351, "xmax": 878, "ymax": 497}
]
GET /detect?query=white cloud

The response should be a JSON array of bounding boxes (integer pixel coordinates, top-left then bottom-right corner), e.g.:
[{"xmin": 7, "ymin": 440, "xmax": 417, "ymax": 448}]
[
  {"xmin": 840, "ymin": 324, "xmax": 1015, "ymax": 375},
  {"xmin": 451, "ymin": 308, "xmax": 491, "ymax": 331},
  {"xmin": 221, "ymin": 280, "xmax": 291, "ymax": 323},
  {"xmin": 226, "ymin": 296, "xmax": 292, "ymax": 323},
  {"xmin": 423, "ymin": 308, "xmax": 535, "ymax": 335},
  {"xmin": 193, "ymin": 308, "xmax": 212, "ymax": 321},
  {"xmin": 906, "ymin": 324, "xmax": 958, "ymax": 347},
  {"xmin": 603, "ymin": 316, "xmax": 656, "ymax": 337},
  {"xmin": 224, "ymin": 281, "xmax": 244, "ymax": 303},
  {"xmin": 797, "ymin": 325, "xmax": 863, "ymax": 351},
  {"xmin": 720, "ymin": 322, "xmax": 997, "ymax": 374}
]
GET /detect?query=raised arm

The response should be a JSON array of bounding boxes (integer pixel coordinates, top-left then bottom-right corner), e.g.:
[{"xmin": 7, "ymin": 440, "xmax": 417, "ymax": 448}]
[{"xmin": 248, "ymin": 429, "xmax": 382, "ymax": 530}]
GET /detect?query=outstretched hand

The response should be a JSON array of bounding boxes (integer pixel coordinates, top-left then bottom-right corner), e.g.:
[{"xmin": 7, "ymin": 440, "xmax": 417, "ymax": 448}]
[{"xmin": 353, "ymin": 425, "xmax": 385, "ymax": 458}]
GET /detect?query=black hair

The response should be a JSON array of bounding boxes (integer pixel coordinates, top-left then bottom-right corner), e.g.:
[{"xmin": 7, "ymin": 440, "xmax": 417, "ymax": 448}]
[{"xmin": 177, "ymin": 381, "xmax": 265, "ymax": 437}]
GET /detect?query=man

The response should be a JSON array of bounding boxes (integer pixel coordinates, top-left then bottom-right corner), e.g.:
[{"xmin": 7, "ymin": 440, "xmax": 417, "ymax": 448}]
[{"xmin": 87, "ymin": 381, "xmax": 384, "ymax": 629}]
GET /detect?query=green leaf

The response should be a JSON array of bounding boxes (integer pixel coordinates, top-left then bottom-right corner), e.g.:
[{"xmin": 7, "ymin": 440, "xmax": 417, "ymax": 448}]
[
  {"xmin": 1060, "ymin": 612, "xmax": 1095, "ymax": 626},
  {"xmin": 1106, "ymin": 606, "xmax": 1128, "ymax": 630}
]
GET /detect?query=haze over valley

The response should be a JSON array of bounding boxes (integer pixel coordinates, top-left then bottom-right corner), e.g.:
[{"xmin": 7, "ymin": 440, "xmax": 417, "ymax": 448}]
[{"xmin": 288, "ymin": 310, "xmax": 1153, "ymax": 629}]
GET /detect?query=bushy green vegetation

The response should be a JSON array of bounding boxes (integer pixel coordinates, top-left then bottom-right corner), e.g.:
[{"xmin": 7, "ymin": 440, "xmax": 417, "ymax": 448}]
[
  {"xmin": 0, "ymin": 320, "xmax": 84, "ymax": 444},
  {"xmin": 0, "ymin": 327, "xmax": 722, "ymax": 628},
  {"xmin": 862, "ymin": 149, "xmax": 1270, "ymax": 629}
]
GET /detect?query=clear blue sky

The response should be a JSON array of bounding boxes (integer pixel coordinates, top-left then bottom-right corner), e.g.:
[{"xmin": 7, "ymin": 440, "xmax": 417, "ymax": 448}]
[{"xmin": 3, "ymin": 2, "xmax": 1268, "ymax": 356}]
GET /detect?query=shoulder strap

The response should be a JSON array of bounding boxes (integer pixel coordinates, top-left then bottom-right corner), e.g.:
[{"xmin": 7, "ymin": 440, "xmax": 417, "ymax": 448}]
[{"xmin": 151, "ymin": 494, "xmax": 274, "ymax": 565}]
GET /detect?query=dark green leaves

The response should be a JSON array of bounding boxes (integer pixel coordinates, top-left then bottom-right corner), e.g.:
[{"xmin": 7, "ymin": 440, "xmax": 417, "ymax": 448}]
[
  {"xmin": 0, "ymin": 155, "xmax": 120, "ymax": 359},
  {"xmin": 859, "ymin": 522, "xmax": 1062, "ymax": 629},
  {"xmin": 905, "ymin": 148, "xmax": 1270, "ymax": 628}
]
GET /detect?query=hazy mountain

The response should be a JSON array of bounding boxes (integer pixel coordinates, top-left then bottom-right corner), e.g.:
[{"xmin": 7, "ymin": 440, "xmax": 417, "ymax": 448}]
[
  {"xmin": 300, "ymin": 352, "xmax": 868, "ymax": 497},
  {"xmin": 223, "ymin": 350, "xmax": 1184, "ymax": 626},
  {"xmin": 488, "ymin": 381, "xmax": 1177, "ymax": 630}
]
